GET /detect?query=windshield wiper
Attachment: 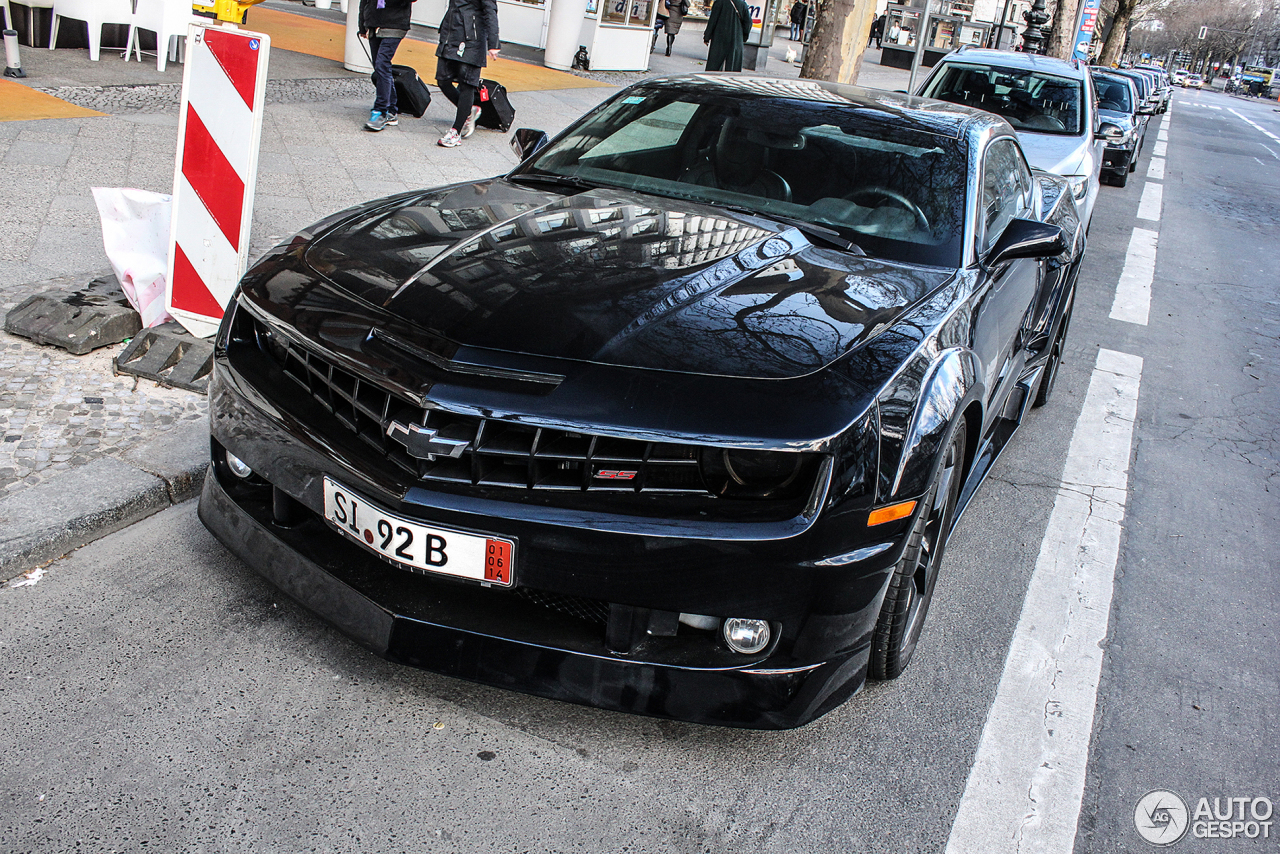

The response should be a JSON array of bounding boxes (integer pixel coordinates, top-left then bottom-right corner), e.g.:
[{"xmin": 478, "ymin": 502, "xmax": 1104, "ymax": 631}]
[
  {"xmin": 506, "ymin": 173, "xmax": 596, "ymax": 194},
  {"xmin": 722, "ymin": 205, "xmax": 865, "ymax": 254}
]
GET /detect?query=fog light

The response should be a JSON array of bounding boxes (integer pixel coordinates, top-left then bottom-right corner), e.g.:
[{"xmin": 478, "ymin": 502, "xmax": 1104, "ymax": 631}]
[
  {"xmin": 225, "ymin": 450, "xmax": 253, "ymax": 479},
  {"xmin": 722, "ymin": 618, "xmax": 771, "ymax": 654}
]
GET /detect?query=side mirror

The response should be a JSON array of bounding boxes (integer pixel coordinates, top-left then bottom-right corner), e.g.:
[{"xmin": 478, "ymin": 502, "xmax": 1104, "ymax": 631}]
[
  {"xmin": 1137, "ymin": 103, "xmax": 1156, "ymax": 115},
  {"xmin": 1095, "ymin": 122, "xmax": 1124, "ymax": 143},
  {"xmin": 985, "ymin": 218, "xmax": 1068, "ymax": 267},
  {"xmin": 510, "ymin": 128, "xmax": 550, "ymax": 161}
]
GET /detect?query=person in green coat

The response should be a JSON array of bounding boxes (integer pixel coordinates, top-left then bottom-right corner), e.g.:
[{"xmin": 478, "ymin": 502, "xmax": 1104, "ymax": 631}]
[{"xmin": 703, "ymin": 0, "xmax": 752, "ymax": 72}]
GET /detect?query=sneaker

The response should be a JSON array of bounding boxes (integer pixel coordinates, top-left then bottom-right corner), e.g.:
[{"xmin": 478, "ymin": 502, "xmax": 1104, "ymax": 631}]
[
  {"xmin": 386, "ymin": 113, "xmax": 399, "ymax": 126},
  {"xmin": 438, "ymin": 128, "xmax": 462, "ymax": 147},
  {"xmin": 365, "ymin": 111, "xmax": 390, "ymax": 132},
  {"xmin": 460, "ymin": 105, "xmax": 481, "ymax": 139}
]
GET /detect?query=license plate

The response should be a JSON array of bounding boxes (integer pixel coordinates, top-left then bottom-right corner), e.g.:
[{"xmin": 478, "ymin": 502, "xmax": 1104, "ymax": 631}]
[{"xmin": 322, "ymin": 477, "xmax": 515, "ymax": 586}]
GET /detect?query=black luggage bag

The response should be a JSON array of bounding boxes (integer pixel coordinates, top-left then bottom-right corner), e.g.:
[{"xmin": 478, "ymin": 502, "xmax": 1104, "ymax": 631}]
[
  {"xmin": 390, "ymin": 64, "xmax": 431, "ymax": 118},
  {"xmin": 477, "ymin": 79, "xmax": 515, "ymax": 132}
]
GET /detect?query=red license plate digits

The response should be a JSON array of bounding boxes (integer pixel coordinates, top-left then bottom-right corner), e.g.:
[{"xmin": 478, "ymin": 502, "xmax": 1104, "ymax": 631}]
[{"xmin": 484, "ymin": 539, "xmax": 512, "ymax": 584}]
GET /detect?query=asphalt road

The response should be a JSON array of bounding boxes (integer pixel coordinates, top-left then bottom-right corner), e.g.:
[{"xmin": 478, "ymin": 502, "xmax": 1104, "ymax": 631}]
[{"xmin": 1, "ymin": 88, "xmax": 1276, "ymax": 854}]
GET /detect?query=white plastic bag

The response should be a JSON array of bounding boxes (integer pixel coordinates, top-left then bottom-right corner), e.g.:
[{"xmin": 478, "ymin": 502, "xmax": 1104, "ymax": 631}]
[{"xmin": 92, "ymin": 187, "xmax": 175, "ymax": 329}]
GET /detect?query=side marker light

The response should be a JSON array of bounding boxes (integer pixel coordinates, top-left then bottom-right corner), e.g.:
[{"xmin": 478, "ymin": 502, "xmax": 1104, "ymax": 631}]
[{"xmin": 867, "ymin": 500, "xmax": 916, "ymax": 527}]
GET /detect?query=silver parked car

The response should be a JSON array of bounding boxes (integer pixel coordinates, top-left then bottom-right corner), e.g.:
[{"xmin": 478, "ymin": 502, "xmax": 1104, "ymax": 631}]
[{"xmin": 916, "ymin": 46, "xmax": 1103, "ymax": 228}]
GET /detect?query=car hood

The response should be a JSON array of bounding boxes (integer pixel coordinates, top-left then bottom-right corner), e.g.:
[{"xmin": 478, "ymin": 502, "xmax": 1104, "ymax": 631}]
[
  {"xmin": 1016, "ymin": 131, "xmax": 1090, "ymax": 177},
  {"xmin": 294, "ymin": 181, "xmax": 952, "ymax": 381}
]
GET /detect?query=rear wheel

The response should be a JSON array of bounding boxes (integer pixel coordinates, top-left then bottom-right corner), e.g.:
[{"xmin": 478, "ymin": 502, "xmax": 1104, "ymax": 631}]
[{"xmin": 869, "ymin": 424, "xmax": 966, "ymax": 680}]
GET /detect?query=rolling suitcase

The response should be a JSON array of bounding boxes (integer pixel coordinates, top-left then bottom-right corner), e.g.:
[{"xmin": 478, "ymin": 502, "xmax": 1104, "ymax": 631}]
[
  {"xmin": 477, "ymin": 79, "xmax": 516, "ymax": 132},
  {"xmin": 390, "ymin": 64, "xmax": 431, "ymax": 118}
]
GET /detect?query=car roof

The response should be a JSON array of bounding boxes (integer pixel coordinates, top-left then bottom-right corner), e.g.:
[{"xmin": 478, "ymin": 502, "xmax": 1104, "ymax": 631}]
[
  {"xmin": 938, "ymin": 47, "xmax": 1087, "ymax": 80},
  {"xmin": 636, "ymin": 74, "xmax": 1010, "ymax": 141}
]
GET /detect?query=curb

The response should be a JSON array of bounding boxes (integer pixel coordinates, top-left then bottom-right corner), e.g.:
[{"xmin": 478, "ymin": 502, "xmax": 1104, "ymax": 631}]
[{"xmin": 0, "ymin": 424, "xmax": 209, "ymax": 584}]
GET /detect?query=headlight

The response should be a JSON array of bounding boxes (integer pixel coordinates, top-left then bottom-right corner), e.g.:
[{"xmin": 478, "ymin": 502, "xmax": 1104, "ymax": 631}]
[
  {"xmin": 699, "ymin": 448, "xmax": 810, "ymax": 499},
  {"xmin": 1067, "ymin": 175, "xmax": 1089, "ymax": 201}
]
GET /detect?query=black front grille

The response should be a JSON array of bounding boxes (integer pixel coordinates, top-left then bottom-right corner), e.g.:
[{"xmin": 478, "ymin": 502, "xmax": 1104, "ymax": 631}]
[
  {"xmin": 405, "ymin": 408, "xmax": 707, "ymax": 494},
  {"xmin": 515, "ymin": 588, "xmax": 611, "ymax": 625},
  {"xmin": 240, "ymin": 310, "xmax": 716, "ymax": 496}
]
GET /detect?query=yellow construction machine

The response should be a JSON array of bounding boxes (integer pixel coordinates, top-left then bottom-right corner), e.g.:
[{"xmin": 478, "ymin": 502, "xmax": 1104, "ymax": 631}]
[{"xmin": 192, "ymin": 0, "xmax": 267, "ymax": 24}]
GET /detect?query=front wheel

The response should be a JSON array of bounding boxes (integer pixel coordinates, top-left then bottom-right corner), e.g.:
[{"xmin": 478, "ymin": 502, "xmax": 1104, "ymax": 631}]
[
  {"xmin": 1033, "ymin": 291, "xmax": 1073, "ymax": 408},
  {"xmin": 869, "ymin": 423, "xmax": 967, "ymax": 681}
]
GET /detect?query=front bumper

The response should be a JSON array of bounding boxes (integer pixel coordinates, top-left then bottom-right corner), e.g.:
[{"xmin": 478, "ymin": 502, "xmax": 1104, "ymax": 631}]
[
  {"xmin": 1100, "ymin": 143, "xmax": 1136, "ymax": 177},
  {"xmin": 200, "ymin": 469, "xmax": 870, "ymax": 728}
]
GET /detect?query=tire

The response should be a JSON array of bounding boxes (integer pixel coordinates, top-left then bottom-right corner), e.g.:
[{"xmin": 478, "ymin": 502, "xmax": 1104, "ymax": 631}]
[
  {"xmin": 1033, "ymin": 292, "xmax": 1074, "ymax": 408},
  {"xmin": 869, "ymin": 423, "xmax": 966, "ymax": 681}
]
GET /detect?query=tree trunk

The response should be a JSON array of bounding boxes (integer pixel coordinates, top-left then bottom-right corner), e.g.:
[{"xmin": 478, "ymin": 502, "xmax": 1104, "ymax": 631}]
[
  {"xmin": 1048, "ymin": 0, "xmax": 1079, "ymax": 58},
  {"xmin": 1098, "ymin": 0, "xmax": 1137, "ymax": 67},
  {"xmin": 800, "ymin": 0, "xmax": 879, "ymax": 84}
]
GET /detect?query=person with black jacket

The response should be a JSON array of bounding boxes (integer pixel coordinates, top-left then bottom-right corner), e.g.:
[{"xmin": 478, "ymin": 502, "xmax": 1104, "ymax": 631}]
[
  {"xmin": 358, "ymin": 0, "xmax": 415, "ymax": 132},
  {"xmin": 434, "ymin": 0, "xmax": 500, "ymax": 148},
  {"xmin": 703, "ymin": 0, "xmax": 751, "ymax": 72}
]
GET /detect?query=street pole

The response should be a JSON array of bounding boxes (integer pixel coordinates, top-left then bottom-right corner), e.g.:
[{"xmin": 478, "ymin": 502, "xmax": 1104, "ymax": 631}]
[
  {"xmin": 993, "ymin": 0, "xmax": 1013, "ymax": 49},
  {"xmin": 907, "ymin": 4, "xmax": 932, "ymax": 94},
  {"xmin": 1021, "ymin": 0, "xmax": 1049, "ymax": 54}
]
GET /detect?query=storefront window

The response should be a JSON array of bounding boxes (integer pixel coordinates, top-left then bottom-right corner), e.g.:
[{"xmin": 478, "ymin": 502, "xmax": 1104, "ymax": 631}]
[{"xmin": 602, "ymin": 0, "xmax": 652, "ymax": 26}]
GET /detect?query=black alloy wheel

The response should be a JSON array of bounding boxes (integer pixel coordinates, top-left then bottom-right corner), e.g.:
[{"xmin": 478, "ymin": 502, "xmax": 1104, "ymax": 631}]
[
  {"xmin": 1033, "ymin": 292, "xmax": 1074, "ymax": 408},
  {"xmin": 869, "ymin": 423, "xmax": 967, "ymax": 681}
]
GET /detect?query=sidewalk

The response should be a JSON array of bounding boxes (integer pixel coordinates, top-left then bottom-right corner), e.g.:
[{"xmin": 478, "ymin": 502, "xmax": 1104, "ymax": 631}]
[{"xmin": 0, "ymin": 1, "xmax": 907, "ymax": 582}]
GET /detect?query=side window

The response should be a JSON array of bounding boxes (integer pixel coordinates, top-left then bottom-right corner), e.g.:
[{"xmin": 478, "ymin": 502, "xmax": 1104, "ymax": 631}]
[{"xmin": 980, "ymin": 139, "xmax": 1029, "ymax": 254}]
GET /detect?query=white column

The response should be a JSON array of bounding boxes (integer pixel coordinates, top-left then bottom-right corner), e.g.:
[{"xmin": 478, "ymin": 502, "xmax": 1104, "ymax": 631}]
[
  {"xmin": 544, "ymin": 0, "xmax": 589, "ymax": 70},
  {"xmin": 344, "ymin": 0, "xmax": 372, "ymax": 73}
]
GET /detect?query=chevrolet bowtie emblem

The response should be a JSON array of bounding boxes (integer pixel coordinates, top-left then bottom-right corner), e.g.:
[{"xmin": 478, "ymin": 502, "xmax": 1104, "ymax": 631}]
[{"xmin": 386, "ymin": 420, "xmax": 470, "ymax": 461}]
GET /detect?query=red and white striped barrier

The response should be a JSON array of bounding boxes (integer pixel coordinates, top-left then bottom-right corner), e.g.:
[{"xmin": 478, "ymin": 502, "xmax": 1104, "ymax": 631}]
[{"xmin": 166, "ymin": 23, "xmax": 270, "ymax": 339}]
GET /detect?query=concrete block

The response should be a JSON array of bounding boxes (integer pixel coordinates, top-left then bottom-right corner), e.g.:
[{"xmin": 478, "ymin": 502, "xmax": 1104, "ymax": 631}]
[{"xmin": 3, "ymin": 275, "xmax": 142, "ymax": 355}]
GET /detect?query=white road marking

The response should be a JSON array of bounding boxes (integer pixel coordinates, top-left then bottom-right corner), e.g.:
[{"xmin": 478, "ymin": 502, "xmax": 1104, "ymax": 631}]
[
  {"xmin": 1157, "ymin": 129, "xmax": 1169, "ymax": 141},
  {"xmin": 945, "ymin": 348, "xmax": 1144, "ymax": 854},
  {"xmin": 1229, "ymin": 108, "xmax": 1280, "ymax": 142},
  {"xmin": 1109, "ymin": 227, "xmax": 1159, "ymax": 326},
  {"xmin": 1262, "ymin": 144, "xmax": 1279, "ymax": 160},
  {"xmin": 1136, "ymin": 181, "xmax": 1163, "ymax": 221},
  {"xmin": 1153, "ymin": 140, "xmax": 1167, "ymax": 157},
  {"xmin": 1147, "ymin": 157, "xmax": 1165, "ymax": 179}
]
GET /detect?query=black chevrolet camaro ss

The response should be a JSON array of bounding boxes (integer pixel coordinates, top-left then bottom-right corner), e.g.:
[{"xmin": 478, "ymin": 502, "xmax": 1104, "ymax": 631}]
[{"xmin": 199, "ymin": 75, "xmax": 1083, "ymax": 728}]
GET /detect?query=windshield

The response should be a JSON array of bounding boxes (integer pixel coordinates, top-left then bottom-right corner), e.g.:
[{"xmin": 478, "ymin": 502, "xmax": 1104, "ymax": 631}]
[
  {"xmin": 1092, "ymin": 74, "xmax": 1133, "ymax": 113},
  {"xmin": 512, "ymin": 84, "xmax": 968, "ymax": 267},
  {"xmin": 921, "ymin": 63, "xmax": 1083, "ymax": 136}
]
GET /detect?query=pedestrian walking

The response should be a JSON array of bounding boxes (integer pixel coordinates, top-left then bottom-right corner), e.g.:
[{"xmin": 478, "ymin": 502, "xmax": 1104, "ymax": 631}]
[
  {"xmin": 869, "ymin": 13, "xmax": 884, "ymax": 49},
  {"xmin": 659, "ymin": 0, "xmax": 688, "ymax": 56},
  {"xmin": 358, "ymin": 0, "xmax": 416, "ymax": 132},
  {"xmin": 434, "ymin": 0, "xmax": 500, "ymax": 148},
  {"xmin": 788, "ymin": 0, "xmax": 805, "ymax": 41},
  {"xmin": 703, "ymin": 0, "xmax": 751, "ymax": 72}
]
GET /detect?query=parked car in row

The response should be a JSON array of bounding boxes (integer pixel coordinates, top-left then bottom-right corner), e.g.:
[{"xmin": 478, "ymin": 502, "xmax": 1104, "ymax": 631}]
[
  {"xmin": 1090, "ymin": 67, "xmax": 1151, "ymax": 187},
  {"xmin": 916, "ymin": 46, "xmax": 1103, "ymax": 227},
  {"xmin": 198, "ymin": 75, "xmax": 1085, "ymax": 728},
  {"xmin": 1133, "ymin": 65, "xmax": 1173, "ymax": 112}
]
